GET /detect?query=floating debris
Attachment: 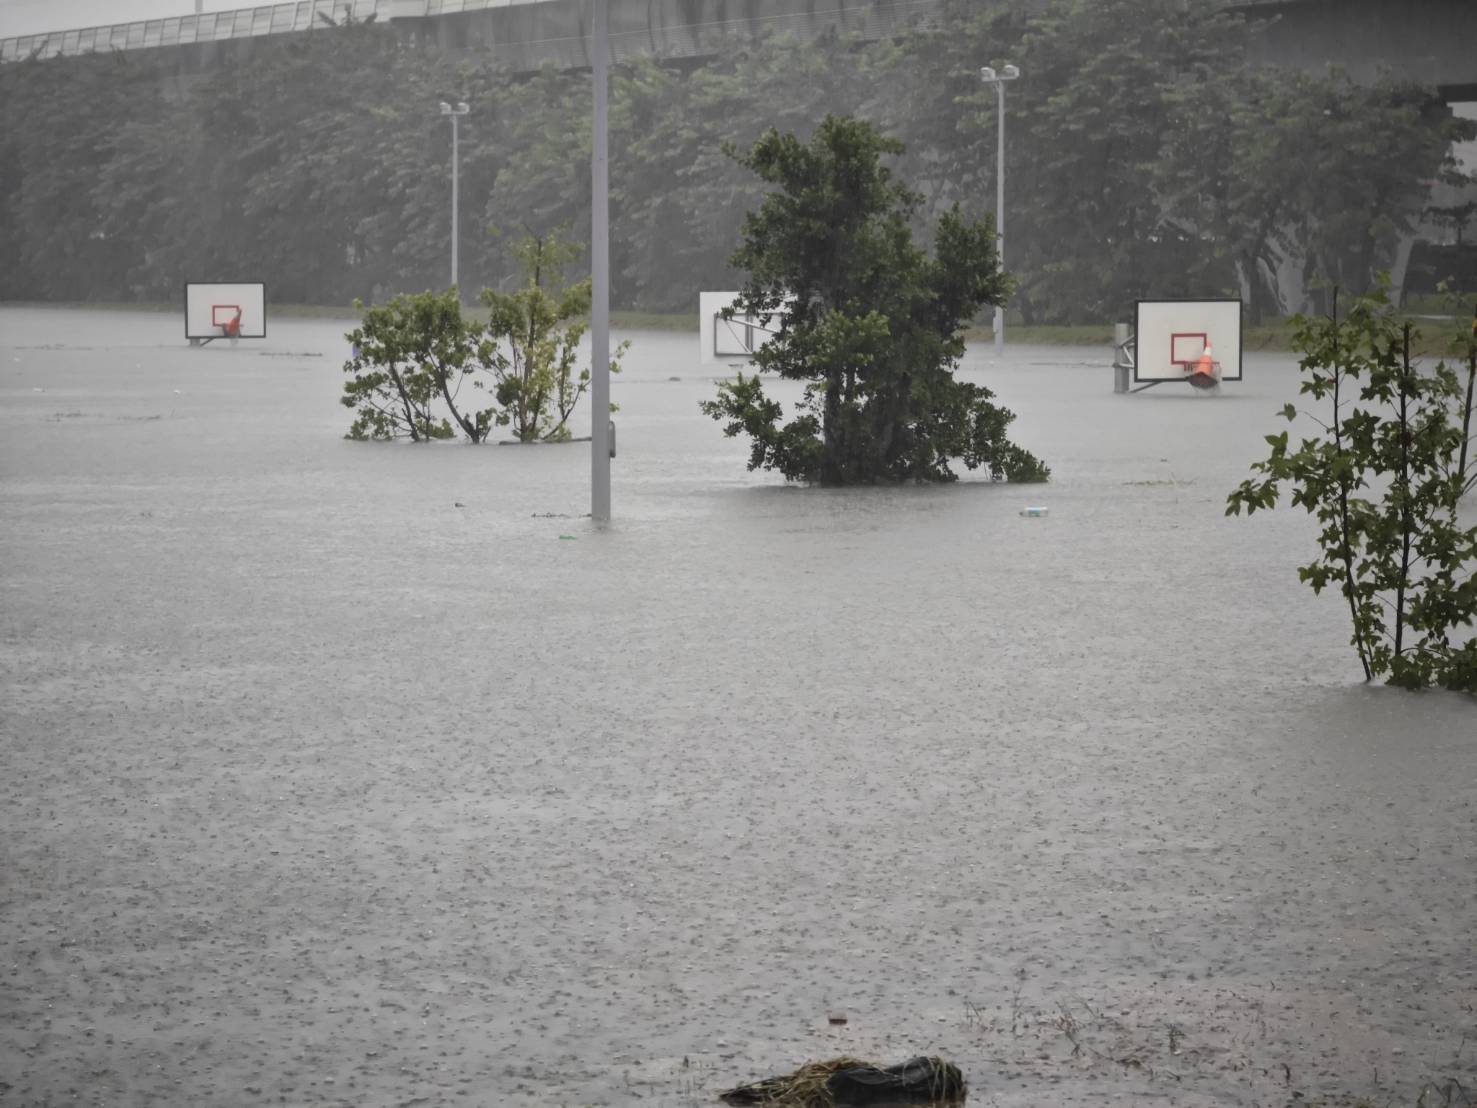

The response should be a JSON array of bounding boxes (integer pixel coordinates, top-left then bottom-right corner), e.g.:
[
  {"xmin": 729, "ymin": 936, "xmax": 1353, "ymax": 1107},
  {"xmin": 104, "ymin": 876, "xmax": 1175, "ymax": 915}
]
[{"xmin": 720, "ymin": 1055, "xmax": 965, "ymax": 1107}]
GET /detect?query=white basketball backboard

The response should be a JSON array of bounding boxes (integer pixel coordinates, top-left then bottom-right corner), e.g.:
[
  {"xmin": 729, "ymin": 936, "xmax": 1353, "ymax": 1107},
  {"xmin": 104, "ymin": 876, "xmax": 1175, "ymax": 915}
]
[
  {"xmin": 699, "ymin": 291, "xmax": 782, "ymax": 365},
  {"xmin": 1135, "ymin": 299, "xmax": 1242, "ymax": 383},
  {"xmin": 185, "ymin": 282, "xmax": 266, "ymax": 341}
]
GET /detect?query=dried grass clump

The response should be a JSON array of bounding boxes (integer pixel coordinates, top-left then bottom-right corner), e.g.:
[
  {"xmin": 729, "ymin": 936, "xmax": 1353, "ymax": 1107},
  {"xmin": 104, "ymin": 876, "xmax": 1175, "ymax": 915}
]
[
  {"xmin": 719, "ymin": 1055, "xmax": 966, "ymax": 1107},
  {"xmin": 720, "ymin": 1056, "xmax": 871, "ymax": 1106}
]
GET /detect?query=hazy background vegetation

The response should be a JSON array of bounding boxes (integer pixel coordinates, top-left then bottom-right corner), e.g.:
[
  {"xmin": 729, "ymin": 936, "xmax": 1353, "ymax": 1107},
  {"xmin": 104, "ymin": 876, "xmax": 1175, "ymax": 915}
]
[{"xmin": 0, "ymin": 0, "xmax": 1471, "ymax": 323}]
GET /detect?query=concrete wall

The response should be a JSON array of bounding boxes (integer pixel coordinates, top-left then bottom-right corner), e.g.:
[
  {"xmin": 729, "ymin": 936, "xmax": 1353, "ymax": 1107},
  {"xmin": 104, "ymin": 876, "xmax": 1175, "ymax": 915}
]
[
  {"xmin": 390, "ymin": 0, "xmax": 947, "ymax": 69},
  {"xmin": 389, "ymin": 0, "xmax": 1475, "ymax": 100},
  {"xmin": 5, "ymin": 0, "xmax": 942, "ymax": 82},
  {"xmin": 6, "ymin": 0, "xmax": 1473, "ymax": 103}
]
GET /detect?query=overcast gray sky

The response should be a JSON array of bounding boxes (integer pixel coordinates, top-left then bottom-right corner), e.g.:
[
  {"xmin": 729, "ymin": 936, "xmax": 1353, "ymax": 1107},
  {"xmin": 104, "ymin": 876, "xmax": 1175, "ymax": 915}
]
[{"xmin": 0, "ymin": 1, "xmax": 248, "ymax": 37}]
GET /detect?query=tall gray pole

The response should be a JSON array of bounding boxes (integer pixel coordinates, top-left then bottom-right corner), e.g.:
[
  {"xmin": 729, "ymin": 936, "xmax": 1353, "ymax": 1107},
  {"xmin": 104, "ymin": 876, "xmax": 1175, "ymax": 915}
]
[
  {"xmin": 994, "ymin": 80, "xmax": 1005, "ymax": 353},
  {"xmin": 451, "ymin": 113, "xmax": 460, "ymax": 293},
  {"xmin": 590, "ymin": 0, "xmax": 611, "ymax": 521}
]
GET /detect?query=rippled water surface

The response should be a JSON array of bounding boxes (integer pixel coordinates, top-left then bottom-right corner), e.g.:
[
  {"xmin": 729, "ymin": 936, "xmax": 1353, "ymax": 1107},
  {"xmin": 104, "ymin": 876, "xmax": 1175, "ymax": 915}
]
[{"xmin": 2, "ymin": 307, "xmax": 1473, "ymax": 1107}]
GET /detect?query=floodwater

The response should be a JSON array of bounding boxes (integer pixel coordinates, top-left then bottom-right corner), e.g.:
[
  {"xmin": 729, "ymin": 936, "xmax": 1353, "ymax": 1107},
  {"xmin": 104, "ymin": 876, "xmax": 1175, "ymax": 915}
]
[{"xmin": 1, "ymin": 306, "xmax": 1473, "ymax": 1108}]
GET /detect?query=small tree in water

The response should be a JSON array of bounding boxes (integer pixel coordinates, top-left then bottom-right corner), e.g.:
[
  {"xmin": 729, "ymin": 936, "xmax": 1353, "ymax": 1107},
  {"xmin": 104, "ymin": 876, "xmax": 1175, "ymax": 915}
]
[
  {"xmin": 342, "ymin": 290, "xmax": 494, "ymax": 442},
  {"xmin": 481, "ymin": 232, "xmax": 624, "ymax": 443},
  {"xmin": 341, "ymin": 235, "xmax": 618, "ymax": 444},
  {"xmin": 701, "ymin": 115, "xmax": 1049, "ymax": 485},
  {"xmin": 1227, "ymin": 285, "xmax": 1477, "ymax": 692}
]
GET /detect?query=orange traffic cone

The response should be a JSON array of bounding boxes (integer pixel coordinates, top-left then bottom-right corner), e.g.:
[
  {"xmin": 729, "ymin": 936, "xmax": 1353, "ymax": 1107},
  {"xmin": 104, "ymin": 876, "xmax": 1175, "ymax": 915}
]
[{"xmin": 1187, "ymin": 343, "xmax": 1217, "ymax": 388}]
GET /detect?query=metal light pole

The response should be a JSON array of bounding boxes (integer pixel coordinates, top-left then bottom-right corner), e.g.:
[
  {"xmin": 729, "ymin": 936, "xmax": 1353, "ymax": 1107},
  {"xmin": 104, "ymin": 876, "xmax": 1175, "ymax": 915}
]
[
  {"xmin": 979, "ymin": 64, "xmax": 1019, "ymax": 353},
  {"xmin": 439, "ymin": 100, "xmax": 470, "ymax": 296},
  {"xmin": 590, "ymin": 0, "xmax": 611, "ymax": 521}
]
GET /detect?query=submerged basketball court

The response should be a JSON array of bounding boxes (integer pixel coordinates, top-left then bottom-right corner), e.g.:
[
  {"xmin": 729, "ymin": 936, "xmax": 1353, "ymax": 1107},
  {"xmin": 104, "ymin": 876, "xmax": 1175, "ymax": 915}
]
[{"xmin": 1, "ymin": 306, "xmax": 1473, "ymax": 1107}]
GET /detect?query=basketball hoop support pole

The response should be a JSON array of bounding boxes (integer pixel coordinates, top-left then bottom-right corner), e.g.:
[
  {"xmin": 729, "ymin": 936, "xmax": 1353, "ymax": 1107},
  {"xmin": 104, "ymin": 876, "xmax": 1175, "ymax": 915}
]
[
  {"xmin": 1113, "ymin": 322, "xmax": 1132, "ymax": 393},
  {"xmin": 590, "ymin": 0, "xmax": 611, "ymax": 522}
]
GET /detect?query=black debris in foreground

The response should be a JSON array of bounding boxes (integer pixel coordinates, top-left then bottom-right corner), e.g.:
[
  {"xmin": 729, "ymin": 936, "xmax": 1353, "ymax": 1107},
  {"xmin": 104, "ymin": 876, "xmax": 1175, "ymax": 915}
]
[{"xmin": 719, "ymin": 1055, "xmax": 966, "ymax": 1106}]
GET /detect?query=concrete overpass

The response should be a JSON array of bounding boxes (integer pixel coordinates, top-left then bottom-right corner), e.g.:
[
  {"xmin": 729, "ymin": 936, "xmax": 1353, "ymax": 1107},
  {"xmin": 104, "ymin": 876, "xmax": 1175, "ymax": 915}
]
[
  {"xmin": 1236, "ymin": 0, "xmax": 1476, "ymax": 102},
  {"xmin": 2, "ymin": 0, "xmax": 1473, "ymax": 102},
  {"xmin": 0, "ymin": 0, "xmax": 945, "ymax": 67}
]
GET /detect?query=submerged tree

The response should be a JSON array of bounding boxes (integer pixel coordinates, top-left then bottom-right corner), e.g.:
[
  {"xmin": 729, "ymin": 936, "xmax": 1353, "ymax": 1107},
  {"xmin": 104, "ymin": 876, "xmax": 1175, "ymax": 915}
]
[
  {"xmin": 1227, "ymin": 286, "xmax": 1477, "ymax": 692},
  {"xmin": 701, "ymin": 115, "xmax": 1049, "ymax": 485},
  {"xmin": 481, "ymin": 232, "xmax": 624, "ymax": 443},
  {"xmin": 341, "ymin": 290, "xmax": 494, "ymax": 442},
  {"xmin": 341, "ymin": 235, "xmax": 619, "ymax": 444}
]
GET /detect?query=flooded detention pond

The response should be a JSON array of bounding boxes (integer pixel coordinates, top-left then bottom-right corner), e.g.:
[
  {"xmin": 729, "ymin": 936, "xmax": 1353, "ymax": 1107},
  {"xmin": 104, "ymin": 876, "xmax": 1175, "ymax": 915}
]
[{"xmin": 1, "ymin": 306, "xmax": 1473, "ymax": 1107}]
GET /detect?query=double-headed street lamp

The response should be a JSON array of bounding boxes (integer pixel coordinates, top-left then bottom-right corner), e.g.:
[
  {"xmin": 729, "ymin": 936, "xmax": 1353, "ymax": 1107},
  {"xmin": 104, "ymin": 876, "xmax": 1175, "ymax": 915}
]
[
  {"xmin": 439, "ymin": 100, "xmax": 470, "ymax": 295},
  {"xmin": 979, "ymin": 64, "xmax": 1019, "ymax": 353}
]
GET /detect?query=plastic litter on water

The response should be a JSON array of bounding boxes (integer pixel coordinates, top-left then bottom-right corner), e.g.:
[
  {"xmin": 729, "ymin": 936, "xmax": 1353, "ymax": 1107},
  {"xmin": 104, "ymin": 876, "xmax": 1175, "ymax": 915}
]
[
  {"xmin": 1020, "ymin": 506, "xmax": 1049, "ymax": 517},
  {"xmin": 558, "ymin": 534, "xmax": 578, "ymax": 541}
]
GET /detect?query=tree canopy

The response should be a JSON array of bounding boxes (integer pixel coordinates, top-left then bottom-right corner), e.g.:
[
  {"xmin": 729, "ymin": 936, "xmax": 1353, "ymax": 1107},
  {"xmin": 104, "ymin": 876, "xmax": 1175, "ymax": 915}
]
[
  {"xmin": 0, "ymin": 0, "xmax": 1470, "ymax": 319},
  {"xmin": 701, "ymin": 116, "xmax": 1049, "ymax": 485},
  {"xmin": 481, "ymin": 232, "xmax": 627, "ymax": 443},
  {"xmin": 341, "ymin": 232, "xmax": 618, "ymax": 443},
  {"xmin": 1227, "ymin": 288, "xmax": 1477, "ymax": 691}
]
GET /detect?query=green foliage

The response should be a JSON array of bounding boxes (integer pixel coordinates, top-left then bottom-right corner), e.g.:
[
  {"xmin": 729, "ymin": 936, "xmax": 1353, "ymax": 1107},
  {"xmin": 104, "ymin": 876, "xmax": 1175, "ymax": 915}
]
[
  {"xmin": 342, "ymin": 289, "xmax": 491, "ymax": 443},
  {"xmin": 702, "ymin": 116, "xmax": 1049, "ymax": 485},
  {"xmin": 1163, "ymin": 66, "xmax": 1475, "ymax": 321},
  {"xmin": 342, "ymin": 234, "xmax": 617, "ymax": 444},
  {"xmin": 481, "ymin": 67, "xmax": 592, "ymax": 287},
  {"xmin": 614, "ymin": 34, "xmax": 874, "ymax": 311},
  {"xmin": 480, "ymin": 232, "xmax": 625, "ymax": 442},
  {"xmin": 0, "ymin": 6, "xmax": 1470, "ymax": 319},
  {"xmin": 889, "ymin": 0, "xmax": 1474, "ymax": 324},
  {"xmin": 1227, "ymin": 285, "xmax": 1477, "ymax": 691},
  {"xmin": 1011, "ymin": 0, "xmax": 1248, "ymax": 321},
  {"xmin": 0, "ymin": 52, "xmax": 162, "ymax": 300}
]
